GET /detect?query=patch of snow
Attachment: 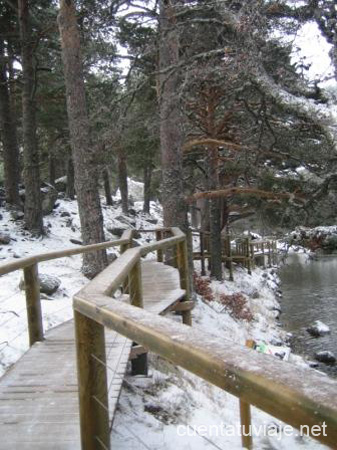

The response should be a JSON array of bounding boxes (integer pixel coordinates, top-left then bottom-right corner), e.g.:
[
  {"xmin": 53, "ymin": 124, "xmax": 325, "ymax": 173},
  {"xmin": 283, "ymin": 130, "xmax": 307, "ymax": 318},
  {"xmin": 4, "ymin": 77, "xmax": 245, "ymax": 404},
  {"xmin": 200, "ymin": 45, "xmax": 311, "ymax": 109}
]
[{"xmin": 115, "ymin": 177, "xmax": 145, "ymax": 202}]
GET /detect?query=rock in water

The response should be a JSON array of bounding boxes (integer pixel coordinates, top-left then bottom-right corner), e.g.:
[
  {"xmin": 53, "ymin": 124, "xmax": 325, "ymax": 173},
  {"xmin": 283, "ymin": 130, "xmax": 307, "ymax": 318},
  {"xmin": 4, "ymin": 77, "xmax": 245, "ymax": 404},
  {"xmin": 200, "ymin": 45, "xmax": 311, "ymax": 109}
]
[
  {"xmin": 315, "ymin": 351, "xmax": 336, "ymax": 365},
  {"xmin": 19, "ymin": 273, "xmax": 61, "ymax": 295},
  {"xmin": 307, "ymin": 320, "xmax": 330, "ymax": 337}
]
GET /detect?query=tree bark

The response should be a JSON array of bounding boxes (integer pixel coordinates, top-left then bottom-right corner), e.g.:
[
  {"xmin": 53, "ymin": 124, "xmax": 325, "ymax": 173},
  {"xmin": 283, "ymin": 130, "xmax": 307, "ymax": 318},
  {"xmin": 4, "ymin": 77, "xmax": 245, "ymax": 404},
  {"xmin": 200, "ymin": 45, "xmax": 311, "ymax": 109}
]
[
  {"xmin": 143, "ymin": 164, "xmax": 152, "ymax": 214},
  {"xmin": 103, "ymin": 167, "xmax": 113, "ymax": 206},
  {"xmin": 49, "ymin": 154, "xmax": 56, "ymax": 186},
  {"xmin": 207, "ymin": 147, "xmax": 222, "ymax": 280},
  {"xmin": 66, "ymin": 156, "xmax": 75, "ymax": 199},
  {"xmin": 158, "ymin": 0, "xmax": 188, "ymax": 232},
  {"xmin": 18, "ymin": 0, "xmax": 43, "ymax": 234},
  {"xmin": 58, "ymin": 0, "xmax": 107, "ymax": 278},
  {"xmin": 0, "ymin": 39, "xmax": 21, "ymax": 207},
  {"xmin": 117, "ymin": 147, "xmax": 128, "ymax": 214}
]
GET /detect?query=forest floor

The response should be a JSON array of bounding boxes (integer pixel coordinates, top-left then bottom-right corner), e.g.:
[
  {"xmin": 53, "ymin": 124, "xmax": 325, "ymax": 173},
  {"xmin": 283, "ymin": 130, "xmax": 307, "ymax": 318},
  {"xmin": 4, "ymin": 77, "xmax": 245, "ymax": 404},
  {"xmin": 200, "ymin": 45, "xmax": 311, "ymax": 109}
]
[{"xmin": 0, "ymin": 181, "xmax": 329, "ymax": 450}]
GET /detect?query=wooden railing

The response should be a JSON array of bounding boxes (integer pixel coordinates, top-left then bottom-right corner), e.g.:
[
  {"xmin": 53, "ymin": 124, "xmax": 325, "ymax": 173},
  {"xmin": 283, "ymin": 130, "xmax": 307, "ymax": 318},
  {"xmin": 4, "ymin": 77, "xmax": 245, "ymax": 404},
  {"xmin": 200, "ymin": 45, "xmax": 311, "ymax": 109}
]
[
  {"xmin": 74, "ymin": 227, "xmax": 337, "ymax": 449},
  {"xmin": 0, "ymin": 230, "xmax": 133, "ymax": 346},
  {"xmin": 191, "ymin": 230, "xmax": 278, "ymax": 279}
]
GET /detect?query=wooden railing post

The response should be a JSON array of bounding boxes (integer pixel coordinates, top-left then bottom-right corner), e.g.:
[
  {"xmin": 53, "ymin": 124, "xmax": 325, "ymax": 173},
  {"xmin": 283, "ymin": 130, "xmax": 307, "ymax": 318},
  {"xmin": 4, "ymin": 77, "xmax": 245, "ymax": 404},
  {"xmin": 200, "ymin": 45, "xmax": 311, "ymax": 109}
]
[
  {"xmin": 129, "ymin": 260, "xmax": 143, "ymax": 309},
  {"xmin": 129, "ymin": 260, "xmax": 147, "ymax": 375},
  {"xmin": 120, "ymin": 243, "xmax": 129, "ymax": 254},
  {"xmin": 200, "ymin": 231, "xmax": 206, "ymax": 276},
  {"xmin": 74, "ymin": 310, "xmax": 110, "ymax": 450},
  {"xmin": 273, "ymin": 241, "xmax": 277, "ymax": 265},
  {"xmin": 156, "ymin": 230, "xmax": 163, "ymax": 262},
  {"xmin": 250, "ymin": 243, "xmax": 255, "ymax": 270},
  {"xmin": 239, "ymin": 339, "xmax": 255, "ymax": 450},
  {"xmin": 267, "ymin": 241, "xmax": 272, "ymax": 267},
  {"xmin": 120, "ymin": 236, "xmax": 132, "ymax": 293},
  {"xmin": 226, "ymin": 235, "xmax": 234, "ymax": 282},
  {"xmin": 24, "ymin": 263, "xmax": 44, "ymax": 346},
  {"xmin": 245, "ymin": 238, "xmax": 252, "ymax": 275},
  {"xmin": 261, "ymin": 242, "xmax": 266, "ymax": 269},
  {"xmin": 177, "ymin": 238, "xmax": 192, "ymax": 326}
]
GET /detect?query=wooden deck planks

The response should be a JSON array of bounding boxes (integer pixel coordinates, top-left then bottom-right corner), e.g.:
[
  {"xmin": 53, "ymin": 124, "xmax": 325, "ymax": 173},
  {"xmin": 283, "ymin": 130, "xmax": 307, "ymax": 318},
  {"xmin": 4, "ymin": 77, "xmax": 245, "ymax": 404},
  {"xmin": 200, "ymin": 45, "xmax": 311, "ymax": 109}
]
[
  {"xmin": 141, "ymin": 261, "xmax": 186, "ymax": 314},
  {"xmin": 0, "ymin": 260, "xmax": 185, "ymax": 449}
]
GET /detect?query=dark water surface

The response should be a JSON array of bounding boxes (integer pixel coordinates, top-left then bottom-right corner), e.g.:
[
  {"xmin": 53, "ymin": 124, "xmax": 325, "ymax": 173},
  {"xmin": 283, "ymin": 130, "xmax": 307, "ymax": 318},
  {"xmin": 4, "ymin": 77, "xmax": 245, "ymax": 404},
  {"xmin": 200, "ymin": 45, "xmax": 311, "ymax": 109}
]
[{"xmin": 279, "ymin": 253, "xmax": 337, "ymax": 377}]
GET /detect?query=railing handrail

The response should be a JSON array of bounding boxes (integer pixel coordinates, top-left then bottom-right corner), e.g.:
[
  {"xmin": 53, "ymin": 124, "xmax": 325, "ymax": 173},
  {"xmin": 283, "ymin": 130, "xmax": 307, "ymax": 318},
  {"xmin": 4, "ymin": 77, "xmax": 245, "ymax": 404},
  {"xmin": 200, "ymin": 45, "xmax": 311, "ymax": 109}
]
[
  {"xmin": 77, "ymin": 227, "xmax": 185, "ymax": 299},
  {"xmin": 0, "ymin": 235, "xmax": 131, "ymax": 276},
  {"xmin": 0, "ymin": 227, "xmax": 183, "ymax": 277},
  {"xmin": 74, "ymin": 290, "xmax": 337, "ymax": 448},
  {"xmin": 74, "ymin": 227, "xmax": 337, "ymax": 449},
  {"xmin": 0, "ymin": 229, "xmax": 138, "ymax": 347}
]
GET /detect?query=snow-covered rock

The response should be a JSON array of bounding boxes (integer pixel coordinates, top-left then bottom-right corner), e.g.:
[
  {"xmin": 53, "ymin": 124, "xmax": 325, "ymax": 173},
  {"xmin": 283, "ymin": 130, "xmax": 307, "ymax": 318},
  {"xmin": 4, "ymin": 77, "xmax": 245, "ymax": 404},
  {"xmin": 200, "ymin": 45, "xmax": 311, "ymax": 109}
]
[
  {"xmin": 108, "ymin": 226, "xmax": 128, "ymax": 237},
  {"xmin": 0, "ymin": 233, "xmax": 11, "ymax": 245},
  {"xmin": 19, "ymin": 273, "xmax": 61, "ymax": 296},
  {"xmin": 315, "ymin": 351, "xmax": 336, "ymax": 364},
  {"xmin": 55, "ymin": 176, "xmax": 67, "ymax": 192},
  {"xmin": 10, "ymin": 209, "xmax": 24, "ymax": 221},
  {"xmin": 307, "ymin": 320, "xmax": 330, "ymax": 337},
  {"xmin": 41, "ymin": 185, "xmax": 58, "ymax": 216}
]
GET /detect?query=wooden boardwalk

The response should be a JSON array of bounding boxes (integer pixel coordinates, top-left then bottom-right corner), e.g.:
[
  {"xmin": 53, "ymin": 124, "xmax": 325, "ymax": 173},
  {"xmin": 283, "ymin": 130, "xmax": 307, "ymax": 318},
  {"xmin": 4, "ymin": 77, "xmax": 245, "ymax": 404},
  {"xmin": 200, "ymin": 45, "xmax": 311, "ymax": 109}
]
[{"xmin": 0, "ymin": 260, "xmax": 186, "ymax": 450}]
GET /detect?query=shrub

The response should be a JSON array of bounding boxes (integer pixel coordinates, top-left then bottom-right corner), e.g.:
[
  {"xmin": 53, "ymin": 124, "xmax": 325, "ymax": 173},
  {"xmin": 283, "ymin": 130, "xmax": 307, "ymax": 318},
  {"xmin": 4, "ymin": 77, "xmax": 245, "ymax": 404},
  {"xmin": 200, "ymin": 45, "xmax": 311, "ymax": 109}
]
[
  {"xmin": 219, "ymin": 293, "xmax": 253, "ymax": 322},
  {"xmin": 322, "ymin": 235, "xmax": 337, "ymax": 252},
  {"xmin": 193, "ymin": 272, "xmax": 214, "ymax": 302},
  {"xmin": 308, "ymin": 235, "xmax": 324, "ymax": 251}
]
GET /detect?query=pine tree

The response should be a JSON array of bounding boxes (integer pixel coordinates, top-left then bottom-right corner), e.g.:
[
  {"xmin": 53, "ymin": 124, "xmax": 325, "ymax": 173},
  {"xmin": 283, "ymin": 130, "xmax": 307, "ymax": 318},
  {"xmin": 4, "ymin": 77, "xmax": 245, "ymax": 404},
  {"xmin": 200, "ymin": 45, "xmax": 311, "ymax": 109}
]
[{"xmin": 58, "ymin": 0, "xmax": 107, "ymax": 278}]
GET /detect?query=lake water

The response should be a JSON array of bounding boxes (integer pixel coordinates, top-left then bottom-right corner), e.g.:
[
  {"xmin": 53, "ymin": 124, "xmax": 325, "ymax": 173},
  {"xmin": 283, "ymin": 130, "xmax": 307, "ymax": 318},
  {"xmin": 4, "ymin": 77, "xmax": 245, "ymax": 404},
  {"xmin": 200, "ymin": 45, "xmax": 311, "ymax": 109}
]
[{"xmin": 279, "ymin": 253, "xmax": 337, "ymax": 377}]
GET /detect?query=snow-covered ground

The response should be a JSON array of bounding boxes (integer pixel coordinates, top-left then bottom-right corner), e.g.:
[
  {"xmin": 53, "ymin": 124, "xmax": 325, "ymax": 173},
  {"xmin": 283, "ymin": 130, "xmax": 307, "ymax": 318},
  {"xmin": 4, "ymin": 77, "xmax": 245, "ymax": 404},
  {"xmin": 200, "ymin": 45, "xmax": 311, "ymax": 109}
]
[{"xmin": 0, "ymin": 187, "xmax": 329, "ymax": 449}]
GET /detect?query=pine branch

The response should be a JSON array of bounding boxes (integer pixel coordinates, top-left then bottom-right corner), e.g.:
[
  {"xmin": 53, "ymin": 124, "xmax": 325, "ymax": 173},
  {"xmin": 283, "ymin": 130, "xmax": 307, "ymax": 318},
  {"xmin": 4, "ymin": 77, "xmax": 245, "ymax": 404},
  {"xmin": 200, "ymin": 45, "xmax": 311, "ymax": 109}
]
[{"xmin": 186, "ymin": 187, "xmax": 306, "ymax": 203}]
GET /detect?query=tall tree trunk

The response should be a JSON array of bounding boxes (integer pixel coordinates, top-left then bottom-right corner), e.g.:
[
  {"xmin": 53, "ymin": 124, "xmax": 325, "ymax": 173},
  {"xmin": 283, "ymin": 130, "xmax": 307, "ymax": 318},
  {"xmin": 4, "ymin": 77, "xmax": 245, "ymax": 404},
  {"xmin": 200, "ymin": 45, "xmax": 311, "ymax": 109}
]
[
  {"xmin": 158, "ymin": 0, "xmax": 188, "ymax": 232},
  {"xmin": 207, "ymin": 147, "xmax": 222, "ymax": 280},
  {"xmin": 158, "ymin": 1, "xmax": 193, "ymax": 299},
  {"xmin": 58, "ymin": 0, "xmax": 107, "ymax": 278},
  {"xmin": 204, "ymin": 89, "xmax": 222, "ymax": 280},
  {"xmin": 18, "ymin": 0, "xmax": 43, "ymax": 235},
  {"xmin": 0, "ymin": 39, "xmax": 21, "ymax": 207},
  {"xmin": 117, "ymin": 147, "xmax": 128, "ymax": 214},
  {"xmin": 103, "ymin": 167, "xmax": 113, "ymax": 206},
  {"xmin": 49, "ymin": 154, "xmax": 56, "ymax": 186},
  {"xmin": 143, "ymin": 164, "xmax": 152, "ymax": 214},
  {"xmin": 66, "ymin": 156, "xmax": 75, "ymax": 200}
]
